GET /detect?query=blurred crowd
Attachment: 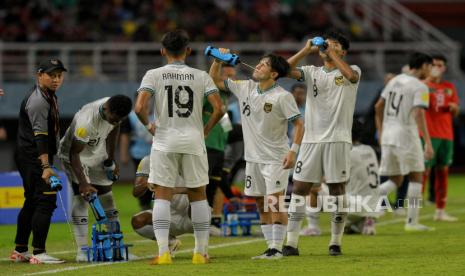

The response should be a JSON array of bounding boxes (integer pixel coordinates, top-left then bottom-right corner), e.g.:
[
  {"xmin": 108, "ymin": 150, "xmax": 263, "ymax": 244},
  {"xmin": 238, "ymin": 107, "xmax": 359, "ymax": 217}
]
[{"xmin": 0, "ymin": 0, "xmax": 375, "ymax": 43}]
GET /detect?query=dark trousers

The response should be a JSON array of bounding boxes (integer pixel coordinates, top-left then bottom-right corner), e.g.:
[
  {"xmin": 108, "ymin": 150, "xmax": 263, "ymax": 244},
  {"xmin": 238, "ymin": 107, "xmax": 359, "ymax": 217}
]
[
  {"xmin": 14, "ymin": 152, "xmax": 57, "ymax": 250},
  {"xmin": 206, "ymin": 148, "xmax": 225, "ymax": 207}
]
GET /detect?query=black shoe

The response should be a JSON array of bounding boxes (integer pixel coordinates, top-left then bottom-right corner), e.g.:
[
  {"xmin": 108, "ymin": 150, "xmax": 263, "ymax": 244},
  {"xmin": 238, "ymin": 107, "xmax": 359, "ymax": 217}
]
[
  {"xmin": 282, "ymin": 245, "xmax": 299, "ymax": 256},
  {"xmin": 251, "ymin": 248, "xmax": 271, "ymax": 259},
  {"xmin": 329, "ymin": 245, "xmax": 342, "ymax": 256},
  {"xmin": 265, "ymin": 248, "xmax": 283, "ymax": 259}
]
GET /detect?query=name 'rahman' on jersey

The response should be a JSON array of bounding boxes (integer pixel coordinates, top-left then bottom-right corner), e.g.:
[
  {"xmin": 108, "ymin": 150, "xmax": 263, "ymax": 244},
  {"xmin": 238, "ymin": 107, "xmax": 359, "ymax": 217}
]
[{"xmin": 162, "ymin": 72, "xmax": 195, "ymax": 81}]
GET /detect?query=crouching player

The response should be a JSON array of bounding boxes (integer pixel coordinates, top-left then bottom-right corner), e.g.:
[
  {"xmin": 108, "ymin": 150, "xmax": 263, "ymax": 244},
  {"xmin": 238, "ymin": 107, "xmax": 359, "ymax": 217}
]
[
  {"xmin": 131, "ymin": 155, "xmax": 192, "ymax": 256},
  {"xmin": 58, "ymin": 95, "xmax": 132, "ymax": 262},
  {"xmin": 344, "ymin": 120, "xmax": 381, "ymax": 235}
]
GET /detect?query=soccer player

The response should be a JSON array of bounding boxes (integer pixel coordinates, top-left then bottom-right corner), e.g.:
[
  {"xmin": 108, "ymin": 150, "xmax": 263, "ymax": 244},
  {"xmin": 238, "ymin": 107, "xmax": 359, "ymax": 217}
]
[
  {"xmin": 131, "ymin": 155, "xmax": 191, "ymax": 257},
  {"xmin": 284, "ymin": 31, "xmax": 361, "ymax": 256},
  {"xmin": 58, "ymin": 95, "xmax": 132, "ymax": 262},
  {"xmin": 345, "ymin": 119, "xmax": 381, "ymax": 235},
  {"xmin": 135, "ymin": 29, "xmax": 224, "ymax": 265},
  {"xmin": 210, "ymin": 50, "xmax": 304, "ymax": 259},
  {"xmin": 375, "ymin": 52, "xmax": 434, "ymax": 232},
  {"xmin": 424, "ymin": 54, "xmax": 460, "ymax": 221}
]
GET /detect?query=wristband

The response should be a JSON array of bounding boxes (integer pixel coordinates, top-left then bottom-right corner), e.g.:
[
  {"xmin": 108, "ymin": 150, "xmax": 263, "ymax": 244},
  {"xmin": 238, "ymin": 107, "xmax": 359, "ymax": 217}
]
[{"xmin": 290, "ymin": 143, "xmax": 300, "ymax": 153}]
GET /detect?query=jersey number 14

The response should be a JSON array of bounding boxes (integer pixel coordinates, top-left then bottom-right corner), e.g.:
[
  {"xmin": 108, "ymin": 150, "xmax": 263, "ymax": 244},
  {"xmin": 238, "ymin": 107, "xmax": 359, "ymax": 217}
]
[
  {"xmin": 386, "ymin": 91, "xmax": 403, "ymax": 117},
  {"xmin": 165, "ymin": 85, "xmax": 194, "ymax": 118}
]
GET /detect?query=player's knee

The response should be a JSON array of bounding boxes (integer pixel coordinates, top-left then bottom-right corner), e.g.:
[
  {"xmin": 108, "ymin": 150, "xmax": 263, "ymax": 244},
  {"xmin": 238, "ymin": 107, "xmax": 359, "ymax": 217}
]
[
  {"xmin": 292, "ymin": 181, "xmax": 310, "ymax": 195},
  {"xmin": 328, "ymin": 183, "xmax": 345, "ymax": 195},
  {"xmin": 131, "ymin": 211, "xmax": 152, "ymax": 230}
]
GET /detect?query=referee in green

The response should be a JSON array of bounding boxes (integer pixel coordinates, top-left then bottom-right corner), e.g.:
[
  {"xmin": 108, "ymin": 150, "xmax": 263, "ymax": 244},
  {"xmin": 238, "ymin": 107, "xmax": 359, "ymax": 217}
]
[{"xmin": 10, "ymin": 59, "xmax": 67, "ymax": 264}]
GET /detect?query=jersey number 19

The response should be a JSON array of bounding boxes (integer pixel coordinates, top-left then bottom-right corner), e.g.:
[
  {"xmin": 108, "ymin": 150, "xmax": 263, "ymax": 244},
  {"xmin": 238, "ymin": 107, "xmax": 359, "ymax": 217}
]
[{"xmin": 165, "ymin": 85, "xmax": 194, "ymax": 118}]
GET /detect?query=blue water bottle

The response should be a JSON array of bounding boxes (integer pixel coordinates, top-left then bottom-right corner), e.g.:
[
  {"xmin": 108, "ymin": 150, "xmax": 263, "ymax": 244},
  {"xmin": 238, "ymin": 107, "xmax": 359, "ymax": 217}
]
[
  {"xmin": 49, "ymin": 175, "xmax": 63, "ymax": 191},
  {"xmin": 205, "ymin": 46, "xmax": 240, "ymax": 66},
  {"xmin": 311, "ymin": 36, "xmax": 328, "ymax": 50}
]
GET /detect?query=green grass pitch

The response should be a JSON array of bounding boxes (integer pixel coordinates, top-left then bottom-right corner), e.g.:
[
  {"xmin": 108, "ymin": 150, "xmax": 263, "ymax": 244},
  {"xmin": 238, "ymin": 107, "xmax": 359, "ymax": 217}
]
[{"xmin": 1, "ymin": 175, "xmax": 465, "ymax": 275}]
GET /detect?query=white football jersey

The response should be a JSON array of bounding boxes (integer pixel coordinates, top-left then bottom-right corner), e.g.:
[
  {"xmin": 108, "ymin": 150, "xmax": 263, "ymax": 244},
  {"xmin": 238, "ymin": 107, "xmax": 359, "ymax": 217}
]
[
  {"xmin": 136, "ymin": 155, "xmax": 189, "ymax": 214},
  {"xmin": 298, "ymin": 65, "xmax": 361, "ymax": 144},
  {"xmin": 58, "ymin": 97, "xmax": 116, "ymax": 167},
  {"xmin": 347, "ymin": 144, "xmax": 380, "ymax": 215},
  {"xmin": 138, "ymin": 62, "xmax": 218, "ymax": 156},
  {"xmin": 380, "ymin": 73, "xmax": 429, "ymax": 147},
  {"xmin": 225, "ymin": 79, "xmax": 301, "ymax": 164}
]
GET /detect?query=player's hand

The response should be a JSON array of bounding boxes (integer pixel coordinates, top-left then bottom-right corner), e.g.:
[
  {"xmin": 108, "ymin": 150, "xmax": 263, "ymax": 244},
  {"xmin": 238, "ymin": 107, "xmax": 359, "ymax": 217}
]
[
  {"xmin": 424, "ymin": 142, "xmax": 434, "ymax": 161},
  {"xmin": 449, "ymin": 102, "xmax": 459, "ymax": 115},
  {"xmin": 282, "ymin": 151, "xmax": 297, "ymax": 169},
  {"xmin": 79, "ymin": 184, "xmax": 97, "ymax": 199},
  {"xmin": 305, "ymin": 39, "xmax": 320, "ymax": 54},
  {"xmin": 42, "ymin": 167, "xmax": 56, "ymax": 184},
  {"xmin": 146, "ymin": 122, "xmax": 156, "ymax": 136},
  {"xmin": 323, "ymin": 40, "xmax": 337, "ymax": 55},
  {"xmin": 113, "ymin": 162, "xmax": 120, "ymax": 179}
]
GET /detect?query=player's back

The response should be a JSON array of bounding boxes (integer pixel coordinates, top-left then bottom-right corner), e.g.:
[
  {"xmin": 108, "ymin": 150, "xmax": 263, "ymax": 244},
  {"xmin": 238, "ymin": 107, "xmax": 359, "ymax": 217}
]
[
  {"xmin": 347, "ymin": 144, "xmax": 380, "ymax": 215},
  {"xmin": 145, "ymin": 63, "xmax": 217, "ymax": 155},
  {"xmin": 348, "ymin": 144, "xmax": 379, "ymax": 196},
  {"xmin": 58, "ymin": 97, "xmax": 114, "ymax": 165},
  {"xmin": 380, "ymin": 73, "xmax": 429, "ymax": 146}
]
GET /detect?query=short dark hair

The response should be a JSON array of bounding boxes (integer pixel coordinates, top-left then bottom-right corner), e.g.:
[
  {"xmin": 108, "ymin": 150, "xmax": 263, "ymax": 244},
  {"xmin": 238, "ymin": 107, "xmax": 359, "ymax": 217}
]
[
  {"xmin": 291, "ymin": 83, "xmax": 307, "ymax": 93},
  {"xmin": 161, "ymin": 29, "xmax": 190, "ymax": 56},
  {"xmin": 408, "ymin": 52, "xmax": 433, "ymax": 69},
  {"xmin": 323, "ymin": 30, "xmax": 350, "ymax": 51},
  {"xmin": 108, "ymin": 95, "xmax": 132, "ymax": 118},
  {"xmin": 261, "ymin": 54, "xmax": 290, "ymax": 80},
  {"xmin": 431, "ymin": 54, "xmax": 447, "ymax": 64}
]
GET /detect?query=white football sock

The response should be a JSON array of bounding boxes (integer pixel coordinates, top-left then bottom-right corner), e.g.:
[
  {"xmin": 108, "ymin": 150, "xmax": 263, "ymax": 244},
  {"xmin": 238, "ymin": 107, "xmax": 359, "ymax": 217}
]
[
  {"xmin": 406, "ymin": 182, "xmax": 422, "ymax": 225},
  {"xmin": 261, "ymin": 224, "xmax": 273, "ymax": 248},
  {"xmin": 306, "ymin": 209, "xmax": 320, "ymax": 229},
  {"xmin": 190, "ymin": 200, "xmax": 210, "ymax": 255},
  {"xmin": 71, "ymin": 195, "xmax": 89, "ymax": 251},
  {"xmin": 379, "ymin": 180, "xmax": 397, "ymax": 196},
  {"xmin": 153, "ymin": 199, "xmax": 171, "ymax": 256},
  {"xmin": 329, "ymin": 195, "xmax": 347, "ymax": 246},
  {"xmin": 286, "ymin": 194, "xmax": 306, "ymax": 248},
  {"xmin": 271, "ymin": 224, "xmax": 287, "ymax": 250}
]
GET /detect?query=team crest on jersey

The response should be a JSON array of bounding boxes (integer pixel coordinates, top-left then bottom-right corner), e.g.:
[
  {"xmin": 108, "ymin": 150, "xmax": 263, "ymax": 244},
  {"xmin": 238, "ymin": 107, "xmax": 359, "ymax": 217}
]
[
  {"xmin": 334, "ymin": 76, "xmax": 344, "ymax": 86},
  {"xmin": 76, "ymin": 127, "xmax": 87, "ymax": 139},
  {"xmin": 264, "ymin": 103, "xmax": 273, "ymax": 113}
]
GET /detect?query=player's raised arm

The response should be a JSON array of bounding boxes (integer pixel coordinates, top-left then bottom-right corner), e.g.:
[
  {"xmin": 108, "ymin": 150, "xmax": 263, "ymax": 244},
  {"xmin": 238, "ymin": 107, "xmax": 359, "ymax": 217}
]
[
  {"xmin": 287, "ymin": 39, "xmax": 318, "ymax": 80},
  {"xmin": 325, "ymin": 41, "xmax": 359, "ymax": 83},
  {"xmin": 209, "ymin": 49, "xmax": 230, "ymax": 91},
  {"xmin": 134, "ymin": 91, "xmax": 155, "ymax": 135}
]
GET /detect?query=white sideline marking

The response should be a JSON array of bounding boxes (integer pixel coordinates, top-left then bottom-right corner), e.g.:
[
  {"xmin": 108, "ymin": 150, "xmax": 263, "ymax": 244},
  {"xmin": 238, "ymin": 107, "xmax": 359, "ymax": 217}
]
[
  {"xmin": 377, "ymin": 208, "xmax": 465, "ymax": 226},
  {"xmin": 23, "ymin": 239, "xmax": 262, "ymax": 276},
  {"xmin": 19, "ymin": 208, "xmax": 465, "ymax": 275}
]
